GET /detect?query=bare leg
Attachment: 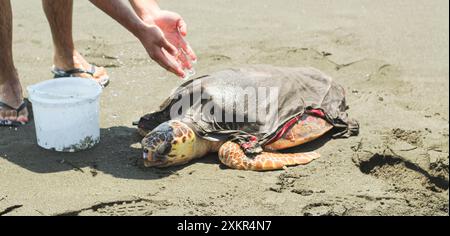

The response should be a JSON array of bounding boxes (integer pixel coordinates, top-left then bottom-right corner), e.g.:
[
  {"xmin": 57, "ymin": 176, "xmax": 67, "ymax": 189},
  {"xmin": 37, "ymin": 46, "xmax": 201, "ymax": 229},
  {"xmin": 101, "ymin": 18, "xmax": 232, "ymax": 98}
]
[
  {"xmin": 42, "ymin": 0, "xmax": 108, "ymax": 82},
  {"xmin": 0, "ymin": 0, "xmax": 28, "ymax": 123}
]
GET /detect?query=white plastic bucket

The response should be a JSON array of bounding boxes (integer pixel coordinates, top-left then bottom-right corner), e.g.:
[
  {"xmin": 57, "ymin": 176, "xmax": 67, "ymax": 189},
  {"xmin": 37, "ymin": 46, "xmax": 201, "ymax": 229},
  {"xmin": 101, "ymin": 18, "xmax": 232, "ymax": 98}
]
[{"xmin": 27, "ymin": 77, "xmax": 102, "ymax": 152}]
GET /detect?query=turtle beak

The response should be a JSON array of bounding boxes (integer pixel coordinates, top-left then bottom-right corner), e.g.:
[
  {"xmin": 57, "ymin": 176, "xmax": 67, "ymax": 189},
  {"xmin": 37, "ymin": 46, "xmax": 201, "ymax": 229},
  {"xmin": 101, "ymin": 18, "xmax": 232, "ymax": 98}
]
[
  {"xmin": 143, "ymin": 159, "xmax": 154, "ymax": 167},
  {"xmin": 142, "ymin": 150, "xmax": 169, "ymax": 167},
  {"xmin": 143, "ymin": 156, "xmax": 168, "ymax": 167},
  {"xmin": 144, "ymin": 159, "xmax": 160, "ymax": 167}
]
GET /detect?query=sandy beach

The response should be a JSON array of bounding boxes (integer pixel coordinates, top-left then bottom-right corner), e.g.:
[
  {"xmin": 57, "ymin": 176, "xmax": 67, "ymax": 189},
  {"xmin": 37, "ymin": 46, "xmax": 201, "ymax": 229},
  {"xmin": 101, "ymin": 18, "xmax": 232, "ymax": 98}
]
[{"xmin": 0, "ymin": 0, "xmax": 448, "ymax": 216}]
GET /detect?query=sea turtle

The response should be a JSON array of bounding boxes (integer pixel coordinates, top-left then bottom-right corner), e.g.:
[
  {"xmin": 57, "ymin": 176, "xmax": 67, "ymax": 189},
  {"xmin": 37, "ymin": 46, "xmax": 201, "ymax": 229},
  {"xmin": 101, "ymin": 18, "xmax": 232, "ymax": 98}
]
[{"xmin": 135, "ymin": 65, "xmax": 359, "ymax": 171}]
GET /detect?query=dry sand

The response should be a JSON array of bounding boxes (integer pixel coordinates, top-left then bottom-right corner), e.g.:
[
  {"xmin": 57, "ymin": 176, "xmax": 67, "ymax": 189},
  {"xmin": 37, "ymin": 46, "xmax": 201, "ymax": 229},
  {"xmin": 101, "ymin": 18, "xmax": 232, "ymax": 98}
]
[{"xmin": 1, "ymin": 0, "xmax": 448, "ymax": 216}]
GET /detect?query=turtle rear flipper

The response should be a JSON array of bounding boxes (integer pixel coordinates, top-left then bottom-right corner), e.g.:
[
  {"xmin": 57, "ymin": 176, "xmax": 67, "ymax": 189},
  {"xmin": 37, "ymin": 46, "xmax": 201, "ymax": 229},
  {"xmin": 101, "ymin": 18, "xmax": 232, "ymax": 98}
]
[
  {"xmin": 265, "ymin": 113, "xmax": 333, "ymax": 151},
  {"xmin": 218, "ymin": 141, "xmax": 320, "ymax": 171}
]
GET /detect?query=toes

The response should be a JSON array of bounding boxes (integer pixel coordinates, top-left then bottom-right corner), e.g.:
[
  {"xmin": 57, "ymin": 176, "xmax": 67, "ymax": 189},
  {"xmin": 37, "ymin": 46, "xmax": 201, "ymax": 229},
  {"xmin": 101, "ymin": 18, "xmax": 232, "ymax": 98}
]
[
  {"xmin": 94, "ymin": 66, "xmax": 107, "ymax": 78},
  {"xmin": 0, "ymin": 107, "xmax": 29, "ymax": 124},
  {"xmin": 17, "ymin": 115, "xmax": 28, "ymax": 124},
  {"xmin": 72, "ymin": 66, "xmax": 109, "ymax": 85},
  {"xmin": 5, "ymin": 110, "xmax": 17, "ymax": 121},
  {"xmin": 17, "ymin": 108, "xmax": 29, "ymax": 123},
  {"xmin": 92, "ymin": 66, "xmax": 109, "ymax": 84}
]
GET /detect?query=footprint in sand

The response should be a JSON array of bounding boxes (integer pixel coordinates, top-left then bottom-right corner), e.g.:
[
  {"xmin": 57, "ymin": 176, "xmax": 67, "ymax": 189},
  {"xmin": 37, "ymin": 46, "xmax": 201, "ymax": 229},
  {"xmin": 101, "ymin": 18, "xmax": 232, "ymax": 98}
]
[{"xmin": 59, "ymin": 199, "xmax": 171, "ymax": 216}]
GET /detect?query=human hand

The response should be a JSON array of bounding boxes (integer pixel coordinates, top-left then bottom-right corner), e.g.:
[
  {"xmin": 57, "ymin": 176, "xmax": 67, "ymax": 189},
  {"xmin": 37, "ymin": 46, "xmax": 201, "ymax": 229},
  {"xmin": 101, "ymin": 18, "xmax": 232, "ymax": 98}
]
[
  {"xmin": 137, "ymin": 24, "xmax": 186, "ymax": 77},
  {"xmin": 143, "ymin": 10, "xmax": 197, "ymax": 72}
]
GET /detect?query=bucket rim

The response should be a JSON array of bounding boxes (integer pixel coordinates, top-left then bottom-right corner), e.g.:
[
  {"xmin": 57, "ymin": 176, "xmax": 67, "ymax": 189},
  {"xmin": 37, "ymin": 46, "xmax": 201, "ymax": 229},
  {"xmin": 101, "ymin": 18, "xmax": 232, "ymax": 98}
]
[{"xmin": 27, "ymin": 77, "xmax": 102, "ymax": 105}]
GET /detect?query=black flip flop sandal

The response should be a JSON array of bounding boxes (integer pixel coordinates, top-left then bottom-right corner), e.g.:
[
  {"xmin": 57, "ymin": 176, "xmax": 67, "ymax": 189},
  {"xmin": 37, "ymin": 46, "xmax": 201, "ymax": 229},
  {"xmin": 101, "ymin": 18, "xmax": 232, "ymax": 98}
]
[
  {"xmin": 0, "ymin": 101, "xmax": 28, "ymax": 127},
  {"xmin": 51, "ymin": 65, "xmax": 110, "ymax": 87}
]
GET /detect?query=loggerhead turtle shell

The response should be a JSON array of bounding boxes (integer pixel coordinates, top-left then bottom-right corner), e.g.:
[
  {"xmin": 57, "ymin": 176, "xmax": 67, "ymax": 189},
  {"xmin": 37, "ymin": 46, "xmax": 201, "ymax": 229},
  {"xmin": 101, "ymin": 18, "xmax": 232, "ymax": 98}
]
[{"xmin": 136, "ymin": 65, "xmax": 359, "ymax": 154}]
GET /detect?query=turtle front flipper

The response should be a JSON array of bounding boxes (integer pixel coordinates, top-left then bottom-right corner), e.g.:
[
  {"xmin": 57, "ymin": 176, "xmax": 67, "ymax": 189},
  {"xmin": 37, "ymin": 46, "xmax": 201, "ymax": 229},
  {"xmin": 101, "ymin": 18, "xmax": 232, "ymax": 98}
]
[{"xmin": 218, "ymin": 141, "xmax": 320, "ymax": 171}]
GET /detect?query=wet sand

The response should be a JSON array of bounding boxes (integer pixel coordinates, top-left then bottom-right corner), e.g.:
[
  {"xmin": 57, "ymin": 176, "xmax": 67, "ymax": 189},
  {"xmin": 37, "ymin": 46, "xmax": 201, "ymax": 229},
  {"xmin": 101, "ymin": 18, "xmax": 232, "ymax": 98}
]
[{"xmin": 1, "ymin": 0, "xmax": 448, "ymax": 215}]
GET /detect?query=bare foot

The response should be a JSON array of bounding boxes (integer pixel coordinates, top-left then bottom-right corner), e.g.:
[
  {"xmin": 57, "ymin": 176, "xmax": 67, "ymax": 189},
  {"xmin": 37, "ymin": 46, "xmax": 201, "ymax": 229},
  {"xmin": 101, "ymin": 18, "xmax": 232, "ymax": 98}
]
[
  {"xmin": 0, "ymin": 71, "xmax": 29, "ymax": 124},
  {"xmin": 53, "ymin": 50, "xmax": 109, "ymax": 85}
]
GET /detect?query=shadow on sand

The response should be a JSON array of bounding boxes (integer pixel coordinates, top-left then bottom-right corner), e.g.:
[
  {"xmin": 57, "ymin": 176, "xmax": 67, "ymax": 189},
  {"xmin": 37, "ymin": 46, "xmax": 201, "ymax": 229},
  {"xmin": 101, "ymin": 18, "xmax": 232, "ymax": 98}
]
[
  {"xmin": 1, "ymin": 104, "xmax": 333, "ymax": 178},
  {"xmin": 0, "ymin": 120, "xmax": 219, "ymax": 180}
]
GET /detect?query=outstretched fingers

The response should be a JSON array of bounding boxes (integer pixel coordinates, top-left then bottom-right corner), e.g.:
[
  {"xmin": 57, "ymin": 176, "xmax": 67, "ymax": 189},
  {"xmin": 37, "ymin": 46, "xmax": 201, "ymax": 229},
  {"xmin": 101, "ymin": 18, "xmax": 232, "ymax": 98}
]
[
  {"xmin": 160, "ymin": 37, "xmax": 178, "ymax": 57},
  {"xmin": 177, "ymin": 48, "xmax": 193, "ymax": 70},
  {"xmin": 179, "ymin": 40, "xmax": 197, "ymax": 63},
  {"xmin": 159, "ymin": 36, "xmax": 194, "ymax": 76},
  {"xmin": 177, "ymin": 19, "xmax": 188, "ymax": 37},
  {"xmin": 176, "ymin": 19, "xmax": 197, "ymax": 62},
  {"xmin": 150, "ymin": 47, "xmax": 185, "ymax": 77}
]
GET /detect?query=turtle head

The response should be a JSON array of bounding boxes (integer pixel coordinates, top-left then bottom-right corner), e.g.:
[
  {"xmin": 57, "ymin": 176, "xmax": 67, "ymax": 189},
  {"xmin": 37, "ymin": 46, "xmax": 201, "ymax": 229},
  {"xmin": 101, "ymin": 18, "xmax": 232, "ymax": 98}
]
[{"xmin": 141, "ymin": 120, "xmax": 197, "ymax": 167}]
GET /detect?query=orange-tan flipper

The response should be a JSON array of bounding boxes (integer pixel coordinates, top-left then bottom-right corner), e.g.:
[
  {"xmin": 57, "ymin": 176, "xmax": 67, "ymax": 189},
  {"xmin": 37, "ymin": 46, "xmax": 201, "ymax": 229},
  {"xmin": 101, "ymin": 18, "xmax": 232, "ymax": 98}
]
[
  {"xmin": 218, "ymin": 141, "xmax": 320, "ymax": 171},
  {"xmin": 265, "ymin": 114, "xmax": 333, "ymax": 151}
]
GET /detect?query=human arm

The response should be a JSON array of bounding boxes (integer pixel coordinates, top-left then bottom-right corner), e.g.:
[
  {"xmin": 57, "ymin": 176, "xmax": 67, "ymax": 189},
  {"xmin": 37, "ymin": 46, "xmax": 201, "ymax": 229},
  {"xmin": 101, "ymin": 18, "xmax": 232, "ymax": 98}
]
[
  {"xmin": 129, "ymin": 0, "xmax": 197, "ymax": 69},
  {"xmin": 89, "ymin": 0, "xmax": 185, "ymax": 77}
]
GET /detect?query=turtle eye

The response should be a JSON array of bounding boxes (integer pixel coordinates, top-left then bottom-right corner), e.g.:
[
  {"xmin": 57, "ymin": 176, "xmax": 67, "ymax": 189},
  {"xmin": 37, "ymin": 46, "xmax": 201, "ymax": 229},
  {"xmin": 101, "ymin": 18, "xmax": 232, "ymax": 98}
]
[{"xmin": 142, "ymin": 149, "xmax": 149, "ymax": 159}]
